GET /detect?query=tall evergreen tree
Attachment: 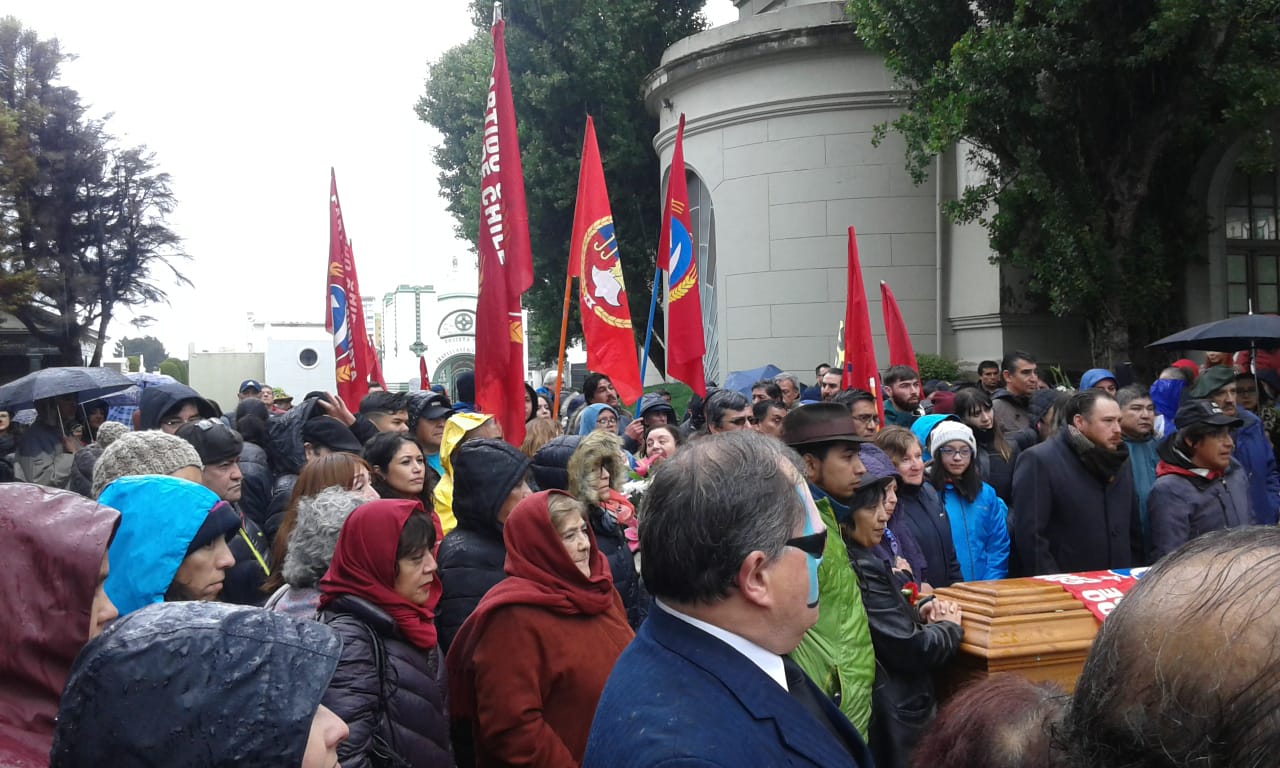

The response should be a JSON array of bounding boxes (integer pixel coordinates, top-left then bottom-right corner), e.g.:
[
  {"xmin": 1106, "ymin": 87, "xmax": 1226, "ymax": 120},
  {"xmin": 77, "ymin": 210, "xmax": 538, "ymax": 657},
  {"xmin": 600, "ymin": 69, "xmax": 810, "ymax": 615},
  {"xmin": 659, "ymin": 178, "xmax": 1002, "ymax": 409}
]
[
  {"xmin": 417, "ymin": 0, "xmax": 707, "ymax": 366},
  {"xmin": 0, "ymin": 17, "xmax": 188, "ymax": 365}
]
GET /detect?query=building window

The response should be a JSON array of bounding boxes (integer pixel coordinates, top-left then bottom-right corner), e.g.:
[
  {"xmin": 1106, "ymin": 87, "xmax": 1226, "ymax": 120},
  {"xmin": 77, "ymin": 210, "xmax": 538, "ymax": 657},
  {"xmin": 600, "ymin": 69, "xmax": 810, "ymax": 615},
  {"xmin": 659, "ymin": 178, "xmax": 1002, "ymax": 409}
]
[
  {"xmin": 298, "ymin": 348, "xmax": 319, "ymax": 368},
  {"xmin": 1225, "ymin": 167, "xmax": 1280, "ymax": 315},
  {"xmin": 687, "ymin": 172, "xmax": 719, "ymax": 384}
]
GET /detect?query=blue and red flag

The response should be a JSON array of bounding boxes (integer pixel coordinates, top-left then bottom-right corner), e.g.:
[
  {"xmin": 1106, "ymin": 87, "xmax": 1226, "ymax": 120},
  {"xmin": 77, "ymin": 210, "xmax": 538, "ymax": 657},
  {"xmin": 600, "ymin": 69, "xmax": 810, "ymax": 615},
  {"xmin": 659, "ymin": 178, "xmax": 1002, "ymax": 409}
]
[
  {"xmin": 569, "ymin": 116, "xmax": 643, "ymax": 404},
  {"xmin": 326, "ymin": 169, "xmax": 373, "ymax": 411},
  {"xmin": 656, "ymin": 113, "xmax": 706, "ymax": 397}
]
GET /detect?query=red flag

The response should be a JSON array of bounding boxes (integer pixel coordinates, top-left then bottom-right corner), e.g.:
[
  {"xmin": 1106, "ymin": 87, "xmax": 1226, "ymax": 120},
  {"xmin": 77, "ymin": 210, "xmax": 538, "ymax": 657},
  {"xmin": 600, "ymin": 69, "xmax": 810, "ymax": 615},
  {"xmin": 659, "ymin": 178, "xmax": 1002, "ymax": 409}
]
[
  {"xmin": 842, "ymin": 227, "xmax": 882, "ymax": 421},
  {"xmin": 880, "ymin": 281, "xmax": 917, "ymax": 370},
  {"xmin": 474, "ymin": 16, "xmax": 534, "ymax": 446},
  {"xmin": 326, "ymin": 169, "xmax": 373, "ymax": 411},
  {"xmin": 419, "ymin": 356, "xmax": 430, "ymax": 390},
  {"xmin": 568, "ymin": 117, "xmax": 643, "ymax": 405},
  {"xmin": 656, "ymin": 113, "xmax": 706, "ymax": 396},
  {"xmin": 366, "ymin": 334, "xmax": 387, "ymax": 390}
]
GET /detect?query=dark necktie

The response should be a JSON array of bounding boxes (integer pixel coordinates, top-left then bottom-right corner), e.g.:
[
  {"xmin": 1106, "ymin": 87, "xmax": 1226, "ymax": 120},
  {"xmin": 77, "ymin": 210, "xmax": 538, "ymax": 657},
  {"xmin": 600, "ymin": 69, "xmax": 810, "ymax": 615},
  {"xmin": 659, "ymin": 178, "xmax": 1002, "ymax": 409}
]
[{"xmin": 782, "ymin": 657, "xmax": 854, "ymax": 757}]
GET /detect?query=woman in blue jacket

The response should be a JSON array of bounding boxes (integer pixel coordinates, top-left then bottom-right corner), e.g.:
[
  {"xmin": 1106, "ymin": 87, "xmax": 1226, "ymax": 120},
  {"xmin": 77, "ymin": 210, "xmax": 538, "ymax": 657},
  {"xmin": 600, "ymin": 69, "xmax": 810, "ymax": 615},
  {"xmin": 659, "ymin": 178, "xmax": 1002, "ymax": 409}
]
[{"xmin": 927, "ymin": 421, "xmax": 1010, "ymax": 581}]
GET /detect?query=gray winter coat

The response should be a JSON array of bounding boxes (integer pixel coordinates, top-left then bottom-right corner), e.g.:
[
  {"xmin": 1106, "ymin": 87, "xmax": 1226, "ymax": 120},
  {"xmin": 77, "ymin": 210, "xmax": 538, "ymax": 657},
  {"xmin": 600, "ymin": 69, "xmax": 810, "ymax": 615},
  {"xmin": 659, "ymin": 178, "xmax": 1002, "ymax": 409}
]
[{"xmin": 1147, "ymin": 439, "xmax": 1254, "ymax": 561}]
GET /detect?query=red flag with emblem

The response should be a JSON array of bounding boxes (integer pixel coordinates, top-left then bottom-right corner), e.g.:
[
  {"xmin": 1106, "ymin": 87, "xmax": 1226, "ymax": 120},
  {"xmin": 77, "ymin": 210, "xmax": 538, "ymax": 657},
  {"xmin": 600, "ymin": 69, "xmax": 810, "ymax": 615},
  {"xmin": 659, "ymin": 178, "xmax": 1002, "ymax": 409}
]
[
  {"xmin": 880, "ymin": 281, "xmax": 917, "ymax": 371},
  {"xmin": 568, "ymin": 117, "xmax": 643, "ymax": 404},
  {"xmin": 842, "ymin": 227, "xmax": 882, "ymax": 421},
  {"xmin": 474, "ymin": 14, "xmax": 534, "ymax": 446},
  {"xmin": 656, "ymin": 114, "xmax": 706, "ymax": 396},
  {"xmin": 326, "ymin": 169, "xmax": 372, "ymax": 411}
]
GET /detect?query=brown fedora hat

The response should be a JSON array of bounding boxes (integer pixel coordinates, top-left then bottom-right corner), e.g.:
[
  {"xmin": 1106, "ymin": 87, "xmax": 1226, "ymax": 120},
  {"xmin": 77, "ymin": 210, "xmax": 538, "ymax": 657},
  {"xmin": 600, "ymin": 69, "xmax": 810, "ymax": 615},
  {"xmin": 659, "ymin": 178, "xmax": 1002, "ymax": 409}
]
[{"xmin": 782, "ymin": 402, "xmax": 868, "ymax": 447}]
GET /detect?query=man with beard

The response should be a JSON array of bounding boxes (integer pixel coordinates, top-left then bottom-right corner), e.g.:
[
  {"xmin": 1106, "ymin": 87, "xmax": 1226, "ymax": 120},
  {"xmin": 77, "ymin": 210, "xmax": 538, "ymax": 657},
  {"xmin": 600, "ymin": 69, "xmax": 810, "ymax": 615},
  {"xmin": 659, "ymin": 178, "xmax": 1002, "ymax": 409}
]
[
  {"xmin": 881, "ymin": 366, "xmax": 922, "ymax": 428},
  {"xmin": 1117, "ymin": 385, "xmax": 1158, "ymax": 559},
  {"xmin": 1010, "ymin": 390, "xmax": 1142, "ymax": 575}
]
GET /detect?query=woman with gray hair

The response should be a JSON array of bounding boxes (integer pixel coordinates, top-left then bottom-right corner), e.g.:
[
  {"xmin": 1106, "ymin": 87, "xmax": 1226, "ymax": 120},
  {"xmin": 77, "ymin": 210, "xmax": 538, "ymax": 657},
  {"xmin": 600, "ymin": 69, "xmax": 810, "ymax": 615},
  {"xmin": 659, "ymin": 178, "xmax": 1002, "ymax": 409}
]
[{"xmin": 265, "ymin": 487, "xmax": 369, "ymax": 619}]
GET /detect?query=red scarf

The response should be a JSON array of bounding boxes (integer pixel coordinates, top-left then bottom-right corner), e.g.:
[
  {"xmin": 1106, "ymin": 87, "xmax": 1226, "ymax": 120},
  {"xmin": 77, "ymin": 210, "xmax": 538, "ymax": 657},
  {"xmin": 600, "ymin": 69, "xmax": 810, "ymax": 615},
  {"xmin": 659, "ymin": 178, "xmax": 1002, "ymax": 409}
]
[
  {"xmin": 446, "ymin": 490, "xmax": 617, "ymax": 718},
  {"xmin": 319, "ymin": 499, "xmax": 443, "ymax": 649}
]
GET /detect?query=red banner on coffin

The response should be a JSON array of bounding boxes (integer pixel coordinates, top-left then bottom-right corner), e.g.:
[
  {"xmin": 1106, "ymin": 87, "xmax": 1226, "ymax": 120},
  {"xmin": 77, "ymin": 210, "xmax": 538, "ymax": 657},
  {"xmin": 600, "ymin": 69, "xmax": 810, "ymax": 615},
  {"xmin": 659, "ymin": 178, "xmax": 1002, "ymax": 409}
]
[{"xmin": 1031, "ymin": 570, "xmax": 1142, "ymax": 621}]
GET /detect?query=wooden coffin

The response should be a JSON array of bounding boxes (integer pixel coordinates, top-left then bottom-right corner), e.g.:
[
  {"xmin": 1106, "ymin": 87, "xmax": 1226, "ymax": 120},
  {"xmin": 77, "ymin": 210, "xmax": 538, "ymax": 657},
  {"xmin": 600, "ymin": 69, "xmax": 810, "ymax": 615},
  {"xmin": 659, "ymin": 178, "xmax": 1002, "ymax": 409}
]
[{"xmin": 931, "ymin": 578, "xmax": 1100, "ymax": 695}]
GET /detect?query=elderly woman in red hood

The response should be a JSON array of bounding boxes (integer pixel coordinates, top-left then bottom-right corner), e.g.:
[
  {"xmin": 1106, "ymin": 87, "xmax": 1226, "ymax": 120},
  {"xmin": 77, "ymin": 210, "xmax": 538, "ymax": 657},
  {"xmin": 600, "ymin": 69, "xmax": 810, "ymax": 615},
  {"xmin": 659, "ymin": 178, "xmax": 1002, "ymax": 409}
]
[
  {"xmin": 0, "ymin": 484, "xmax": 119, "ymax": 767},
  {"xmin": 446, "ymin": 490, "xmax": 633, "ymax": 767},
  {"xmin": 318, "ymin": 499, "xmax": 452, "ymax": 768}
]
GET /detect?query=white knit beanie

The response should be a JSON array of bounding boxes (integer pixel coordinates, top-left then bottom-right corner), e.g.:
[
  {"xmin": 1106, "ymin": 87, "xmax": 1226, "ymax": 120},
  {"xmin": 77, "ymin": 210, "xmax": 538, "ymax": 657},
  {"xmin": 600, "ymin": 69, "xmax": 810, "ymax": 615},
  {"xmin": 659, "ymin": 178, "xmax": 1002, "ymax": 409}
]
[{"xmin": 929, "ymin": 421, "xmax": 977, "ymax": 458}]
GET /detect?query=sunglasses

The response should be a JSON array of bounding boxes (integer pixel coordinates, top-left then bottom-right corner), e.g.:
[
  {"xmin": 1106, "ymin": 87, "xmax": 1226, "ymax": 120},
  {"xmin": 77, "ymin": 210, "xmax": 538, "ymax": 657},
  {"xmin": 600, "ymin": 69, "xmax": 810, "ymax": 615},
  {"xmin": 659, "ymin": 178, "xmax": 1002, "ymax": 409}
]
[{"xmin": 785, "ymin": 530, "xmax": 826, "ymax": 559}]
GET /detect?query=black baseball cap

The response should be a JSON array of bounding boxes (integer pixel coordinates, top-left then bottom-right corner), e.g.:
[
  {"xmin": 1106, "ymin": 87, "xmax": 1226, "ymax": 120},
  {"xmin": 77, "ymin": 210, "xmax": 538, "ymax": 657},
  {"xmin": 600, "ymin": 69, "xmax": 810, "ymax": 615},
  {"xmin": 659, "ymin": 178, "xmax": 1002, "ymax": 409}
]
[
  {"xmin": 1174, "ymin": 400, "xmax": 1243, "ymax": 430},
  {"xmin": 238, "ymin": 379, "xmax": 262, "ymax": 394}
]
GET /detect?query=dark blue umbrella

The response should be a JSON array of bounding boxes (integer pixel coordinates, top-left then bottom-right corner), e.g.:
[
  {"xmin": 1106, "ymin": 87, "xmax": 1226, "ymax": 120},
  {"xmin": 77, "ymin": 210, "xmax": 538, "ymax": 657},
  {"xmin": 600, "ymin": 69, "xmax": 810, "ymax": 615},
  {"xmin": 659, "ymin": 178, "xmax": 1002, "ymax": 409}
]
[
  {"xmin": 1147, "ymin": 314, "xmax": 1280, "ymax": 352},
  {"xmin": 723, "ymin": 364, "xmax": 783, "ymax": 396},
  {"xmin": 0, "ymin": 366, "xmax": 135, "ymax": 411}
]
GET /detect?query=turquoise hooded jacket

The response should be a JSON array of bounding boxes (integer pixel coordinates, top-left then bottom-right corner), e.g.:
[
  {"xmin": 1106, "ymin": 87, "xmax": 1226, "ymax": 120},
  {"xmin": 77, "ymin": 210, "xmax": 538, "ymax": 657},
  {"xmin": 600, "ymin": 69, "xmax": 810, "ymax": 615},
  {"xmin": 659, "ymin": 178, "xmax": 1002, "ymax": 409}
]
[{"xmin": 99, "ymin": 475, "xmax": 222, "ymax": 617}]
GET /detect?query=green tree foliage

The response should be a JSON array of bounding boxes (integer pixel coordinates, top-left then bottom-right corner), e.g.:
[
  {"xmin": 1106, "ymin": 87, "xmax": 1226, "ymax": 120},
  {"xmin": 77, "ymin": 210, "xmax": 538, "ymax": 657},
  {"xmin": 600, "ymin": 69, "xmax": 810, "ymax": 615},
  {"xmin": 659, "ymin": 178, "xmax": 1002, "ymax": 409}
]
[
  {"xmin": 914, "ymin": 353, "xmax": 959, "ymax": 383},
  {"xmin": 113, "ymin": 335, "xmax": 168, "ymax": 371},
  {"xmin": 158, "ymin": 357, "xmax": 188, "ymax": 385},
  {"xmin": 847, "ymin": 0, "xmax": 1280, "ymax": 365},
  {"xmin": 417, "ymin": 0, "xmax": 707, "ymax": 366},
  {"xmin": 0, "ymin": 18, "xmax": 189, "ymax": 366}
]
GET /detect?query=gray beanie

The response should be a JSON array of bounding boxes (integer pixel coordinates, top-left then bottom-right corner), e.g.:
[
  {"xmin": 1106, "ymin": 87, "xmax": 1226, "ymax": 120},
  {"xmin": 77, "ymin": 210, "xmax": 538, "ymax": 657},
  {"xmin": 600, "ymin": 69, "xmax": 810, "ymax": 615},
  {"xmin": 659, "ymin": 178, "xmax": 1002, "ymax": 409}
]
[
  {"xmin": 92, "ymin": 431, "xmax": 203, "ymax": 499},
  {"xmin": 95, "ymin": 421, "xmax": 129, "ymax": 449}
]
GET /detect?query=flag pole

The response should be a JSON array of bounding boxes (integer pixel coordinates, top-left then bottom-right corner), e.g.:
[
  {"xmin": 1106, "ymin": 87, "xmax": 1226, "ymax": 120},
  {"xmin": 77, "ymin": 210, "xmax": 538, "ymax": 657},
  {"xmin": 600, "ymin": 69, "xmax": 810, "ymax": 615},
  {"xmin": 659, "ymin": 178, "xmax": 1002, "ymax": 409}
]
[
  {"xmin": 552, "ymin": 268, "xmax": 572, "ymax": 421},
  {"xmin": 639, "ymin": 265, "xmax": 661, "ymax": 392},
  {"xmin": 493, "ymin": 1, "xmax": 502, "ymax": 25}
]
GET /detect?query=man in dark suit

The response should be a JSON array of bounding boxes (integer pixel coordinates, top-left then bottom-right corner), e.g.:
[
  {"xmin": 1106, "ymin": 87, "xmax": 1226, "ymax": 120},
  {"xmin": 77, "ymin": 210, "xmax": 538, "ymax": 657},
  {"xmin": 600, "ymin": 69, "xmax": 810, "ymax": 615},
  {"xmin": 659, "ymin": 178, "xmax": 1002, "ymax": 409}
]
[{"xmin": 584, "ymin": 431, "xmax": 873, "ymax": 768}]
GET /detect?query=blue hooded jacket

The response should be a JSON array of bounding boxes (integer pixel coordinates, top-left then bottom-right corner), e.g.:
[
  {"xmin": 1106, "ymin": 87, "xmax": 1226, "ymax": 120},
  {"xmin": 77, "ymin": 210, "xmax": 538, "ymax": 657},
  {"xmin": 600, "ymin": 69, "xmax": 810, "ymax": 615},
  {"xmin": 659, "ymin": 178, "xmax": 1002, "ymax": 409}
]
[
  {"xmin": 939, "ymin": 481, "xmax": 1010, "ymax": 581},
  {"xmin": 910, "ymin": 414, "xmax": 958, "ymax": 462},
  {"xmin": 1232, "ymin": 407, "xmax": 1280, "ymax": 526},
  {"xmin": 577, "ymin": 403, "xmax": 619, "ymax": 436},
  {"xmin": 100, "ymin": 476, "xmax": 229, "ymax": 616}
]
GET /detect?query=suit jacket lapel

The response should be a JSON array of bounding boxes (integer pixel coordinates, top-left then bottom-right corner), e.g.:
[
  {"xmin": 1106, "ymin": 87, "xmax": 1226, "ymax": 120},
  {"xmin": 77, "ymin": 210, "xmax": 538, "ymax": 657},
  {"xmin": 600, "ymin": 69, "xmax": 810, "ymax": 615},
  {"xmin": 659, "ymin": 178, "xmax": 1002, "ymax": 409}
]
[{"xmin": 647, "ymin": 607, "xmax": 857, "ymax": 767}]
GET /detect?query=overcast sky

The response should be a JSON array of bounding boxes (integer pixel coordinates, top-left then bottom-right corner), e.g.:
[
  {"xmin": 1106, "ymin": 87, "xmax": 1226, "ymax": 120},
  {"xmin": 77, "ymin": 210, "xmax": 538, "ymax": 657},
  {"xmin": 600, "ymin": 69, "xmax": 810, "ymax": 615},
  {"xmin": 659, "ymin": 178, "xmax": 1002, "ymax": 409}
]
[{"xmin": 6, "ymin": 0, "xmax": 738, "ymax": 358}]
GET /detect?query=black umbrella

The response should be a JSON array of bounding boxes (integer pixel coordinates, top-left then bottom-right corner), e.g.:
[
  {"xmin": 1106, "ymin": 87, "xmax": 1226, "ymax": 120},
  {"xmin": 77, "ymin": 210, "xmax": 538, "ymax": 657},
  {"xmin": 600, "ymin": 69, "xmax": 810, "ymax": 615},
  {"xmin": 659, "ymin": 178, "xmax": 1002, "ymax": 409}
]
[
  {"xmin": 1146, "ymin": 314, "xmax": 1280, "ymax": 353},
  {"xmin": 0, "ymin": 366, "xmax": 136, "ymax": 411}
]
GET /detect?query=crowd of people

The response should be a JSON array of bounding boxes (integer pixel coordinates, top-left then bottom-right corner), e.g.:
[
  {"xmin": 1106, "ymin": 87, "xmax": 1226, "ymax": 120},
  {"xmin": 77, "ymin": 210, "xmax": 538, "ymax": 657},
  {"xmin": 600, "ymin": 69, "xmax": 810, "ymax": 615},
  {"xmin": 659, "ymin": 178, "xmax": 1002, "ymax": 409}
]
[{"xmin": 1, "ymin": 349, "xmax": 1278, "ymax": 768}]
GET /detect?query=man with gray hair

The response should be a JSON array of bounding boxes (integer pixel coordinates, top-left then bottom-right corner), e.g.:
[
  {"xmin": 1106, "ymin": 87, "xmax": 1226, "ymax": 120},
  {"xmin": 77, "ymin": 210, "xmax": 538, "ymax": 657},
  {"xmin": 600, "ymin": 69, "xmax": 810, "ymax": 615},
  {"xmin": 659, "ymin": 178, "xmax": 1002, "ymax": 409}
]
[
  {"xmin": 774, "ymin": 372, "xmax": 802, "ymax": 410},
  {"xmin": 1064, "ymin": 526, "xmax": 1280, "ymax": 767},
  {"xmin": 704, "ymin": 389, "xmax": 752, "ymax": 434},
  {"xmin": 585, "ymin": 432, "xmax": 872, "ymax": 768}
]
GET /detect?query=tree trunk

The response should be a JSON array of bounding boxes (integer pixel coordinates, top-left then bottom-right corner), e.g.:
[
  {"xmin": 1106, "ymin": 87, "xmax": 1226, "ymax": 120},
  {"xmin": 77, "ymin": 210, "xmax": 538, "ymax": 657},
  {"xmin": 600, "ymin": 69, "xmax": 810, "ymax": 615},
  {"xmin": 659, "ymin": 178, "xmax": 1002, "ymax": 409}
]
[{"xmin": 90, "ymin": 308, "xmax": 112, "ymax": 367}]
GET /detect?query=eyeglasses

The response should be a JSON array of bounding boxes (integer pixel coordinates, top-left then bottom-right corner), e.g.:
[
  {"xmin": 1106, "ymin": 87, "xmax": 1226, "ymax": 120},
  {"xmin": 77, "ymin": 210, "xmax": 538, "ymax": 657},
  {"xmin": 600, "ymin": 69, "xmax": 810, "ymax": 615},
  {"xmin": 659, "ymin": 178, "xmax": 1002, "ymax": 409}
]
[
  {"xmin": 161, "ymin": 414, "xmax": 204, "ymax": 428},
  {"xmin": 785, "ymin": 530, "xmax": 826, "ymax": 559},
  {"xmin": 851, "ymin": 414, "xmax": 879, "ymax": 425},
  {"xmin": 725, "ymin": 416, "xmax": 749, "ymax": 427},
  {"xmin": 937, "ymin": 446, "xmax": 973, "ymax": 458}
]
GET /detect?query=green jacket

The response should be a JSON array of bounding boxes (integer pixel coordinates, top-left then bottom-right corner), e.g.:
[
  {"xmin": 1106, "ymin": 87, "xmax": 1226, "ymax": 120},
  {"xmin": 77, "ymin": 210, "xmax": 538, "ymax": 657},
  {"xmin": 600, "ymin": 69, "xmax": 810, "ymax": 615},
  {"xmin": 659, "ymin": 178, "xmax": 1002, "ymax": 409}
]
[{"xmin": 788, "ymin": 495, "xmax": 875, "ymax": 737}]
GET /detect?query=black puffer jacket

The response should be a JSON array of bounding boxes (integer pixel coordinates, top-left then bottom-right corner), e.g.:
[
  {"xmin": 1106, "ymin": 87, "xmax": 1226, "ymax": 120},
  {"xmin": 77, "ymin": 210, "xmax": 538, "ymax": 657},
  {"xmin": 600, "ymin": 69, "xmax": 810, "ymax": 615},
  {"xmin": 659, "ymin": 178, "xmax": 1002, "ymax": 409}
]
[
  {"xmin": 436, "ymin": 439, "xmax": 531, "ymax": 652},
  {"xmin": 568, "ymin": 431, "xmax": 647, "ymax": 628},
  {"xmin": 894, "ymin": 483, "xmax": 963, "ymax": 588},
  {"xmin": 321, "ymin": 595, "xmax": 453, "ymax": 768},
  {"xmin": 589, "ymin": 506, "xmax": 648, "ymax": 628},
  {"xmin": 848, "ymin": 545, "xmax": 963, "ymax": 768},
  {"xmin": 530, "ymin": 435, "xmax": 581, "ymax": 491},
  {"xmin": 51, "ymin": 602, "xmax": 341, "ymax": 767},
  {"xmin": 221, "ymin": 512, "xmax": 269, "ymax": 607},
  {"xmin": 238, "ymin": 441, "xmax": 273, "ymax": 530}
]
